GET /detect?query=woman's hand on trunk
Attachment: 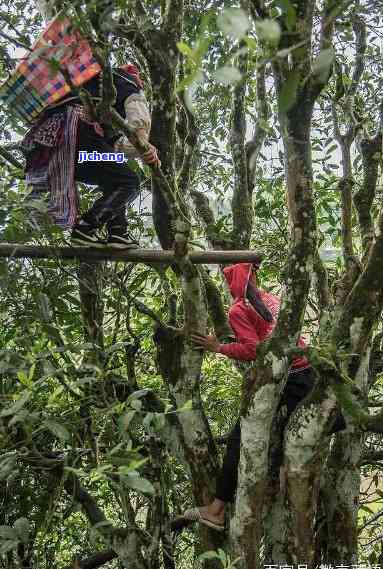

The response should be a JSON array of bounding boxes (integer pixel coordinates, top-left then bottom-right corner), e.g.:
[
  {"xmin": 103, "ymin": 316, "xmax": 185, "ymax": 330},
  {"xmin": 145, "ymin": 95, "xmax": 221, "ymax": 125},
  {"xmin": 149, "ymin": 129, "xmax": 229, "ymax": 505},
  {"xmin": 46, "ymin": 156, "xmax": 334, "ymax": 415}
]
[{"xmin": 191, "ymin": 333, "xmax": 220, "ymax": 353}]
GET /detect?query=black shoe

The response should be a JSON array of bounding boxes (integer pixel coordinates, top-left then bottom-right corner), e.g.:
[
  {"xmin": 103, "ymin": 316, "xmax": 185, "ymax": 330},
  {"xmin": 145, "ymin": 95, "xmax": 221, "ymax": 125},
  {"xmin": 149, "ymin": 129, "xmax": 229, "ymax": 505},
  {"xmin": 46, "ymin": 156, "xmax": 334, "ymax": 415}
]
[
  {"xmin": 71, "ymin": 225, "xmax": 105, "ymax": 248},
  {"xmin": 106, "ymin": 230, "xmax": 139, "ymax": 249}
]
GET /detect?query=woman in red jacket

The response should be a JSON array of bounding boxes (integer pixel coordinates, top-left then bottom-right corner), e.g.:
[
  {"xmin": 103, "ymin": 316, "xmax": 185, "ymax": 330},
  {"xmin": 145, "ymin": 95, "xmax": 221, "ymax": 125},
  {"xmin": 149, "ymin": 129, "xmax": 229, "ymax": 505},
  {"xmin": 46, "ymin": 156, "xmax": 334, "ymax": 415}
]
[{"xmin": 178, "ymin": 262, "xmax": 316, "ymax": 531}]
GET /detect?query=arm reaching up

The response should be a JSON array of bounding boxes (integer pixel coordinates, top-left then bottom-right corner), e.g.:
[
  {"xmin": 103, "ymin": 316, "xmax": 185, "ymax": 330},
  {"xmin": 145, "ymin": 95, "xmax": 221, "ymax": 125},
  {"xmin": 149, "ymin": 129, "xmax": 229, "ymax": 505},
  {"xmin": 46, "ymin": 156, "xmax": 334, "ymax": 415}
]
[{"xmin": 191, "ymin": 309, "xmax": 260, "ymax": 361}]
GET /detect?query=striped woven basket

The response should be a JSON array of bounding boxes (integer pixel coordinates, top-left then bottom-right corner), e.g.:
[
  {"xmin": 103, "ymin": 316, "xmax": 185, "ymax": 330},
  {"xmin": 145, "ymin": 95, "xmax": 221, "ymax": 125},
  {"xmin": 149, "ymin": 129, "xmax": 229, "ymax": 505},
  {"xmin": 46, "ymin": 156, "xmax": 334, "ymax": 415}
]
[{"xmin": 0, "ymin": 15, "xmax": 101, "ymax": 124}]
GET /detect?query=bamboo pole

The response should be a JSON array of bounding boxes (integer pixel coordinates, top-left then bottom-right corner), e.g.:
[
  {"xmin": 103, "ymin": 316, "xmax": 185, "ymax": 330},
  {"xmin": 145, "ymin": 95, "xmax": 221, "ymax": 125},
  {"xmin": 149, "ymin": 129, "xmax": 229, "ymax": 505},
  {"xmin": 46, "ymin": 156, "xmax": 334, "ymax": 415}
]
[{"xmin": 0, "ymin": 243, "xmax": 263, "ymax": 264}]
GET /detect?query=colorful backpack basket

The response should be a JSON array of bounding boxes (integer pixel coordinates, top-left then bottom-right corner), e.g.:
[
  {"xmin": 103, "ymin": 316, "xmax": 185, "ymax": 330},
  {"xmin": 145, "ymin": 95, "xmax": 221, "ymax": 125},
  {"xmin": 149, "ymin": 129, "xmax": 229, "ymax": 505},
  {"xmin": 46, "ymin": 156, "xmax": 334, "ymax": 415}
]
[{"xmin": 0, "ymin": 15, "xmax": 101, "ymax": 125}]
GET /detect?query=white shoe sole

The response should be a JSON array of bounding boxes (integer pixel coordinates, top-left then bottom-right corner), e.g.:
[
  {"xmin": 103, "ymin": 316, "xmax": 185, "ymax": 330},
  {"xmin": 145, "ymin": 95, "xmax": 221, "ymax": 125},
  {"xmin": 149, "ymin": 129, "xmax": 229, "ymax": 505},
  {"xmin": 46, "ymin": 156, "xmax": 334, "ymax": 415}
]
[
  {"xmin": 106, "ymin": 242, "xmax": 140, "ymax": 250},
  {"xmin": 71, "ymin": 238, "xmax": 106, "ymax": 248}
]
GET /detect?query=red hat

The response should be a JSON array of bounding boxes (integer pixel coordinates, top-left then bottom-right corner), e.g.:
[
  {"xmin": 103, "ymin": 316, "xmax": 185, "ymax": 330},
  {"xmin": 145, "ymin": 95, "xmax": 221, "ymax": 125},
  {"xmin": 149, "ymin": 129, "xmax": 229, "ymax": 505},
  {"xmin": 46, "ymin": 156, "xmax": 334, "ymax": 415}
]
[{"xmin": 119, "ymin": 64, "xmax": 144, "ymax": 88}]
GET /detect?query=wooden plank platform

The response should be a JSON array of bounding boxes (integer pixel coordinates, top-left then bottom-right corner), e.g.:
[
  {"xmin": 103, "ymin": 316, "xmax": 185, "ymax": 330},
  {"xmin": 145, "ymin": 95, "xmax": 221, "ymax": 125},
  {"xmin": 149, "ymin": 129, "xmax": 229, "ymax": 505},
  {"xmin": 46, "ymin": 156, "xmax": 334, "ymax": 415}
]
[{"xmin": 0, "ymin": 243, "xmax": 263, "ymax": 264}]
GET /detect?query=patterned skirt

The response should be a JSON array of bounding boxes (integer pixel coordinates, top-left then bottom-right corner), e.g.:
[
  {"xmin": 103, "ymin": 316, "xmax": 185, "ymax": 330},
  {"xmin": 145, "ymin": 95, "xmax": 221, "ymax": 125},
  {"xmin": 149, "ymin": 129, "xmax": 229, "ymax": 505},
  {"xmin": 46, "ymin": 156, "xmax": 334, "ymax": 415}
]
[{"xmin": 22, "ymin": 104, "xmax": 104, "ymax": 228}]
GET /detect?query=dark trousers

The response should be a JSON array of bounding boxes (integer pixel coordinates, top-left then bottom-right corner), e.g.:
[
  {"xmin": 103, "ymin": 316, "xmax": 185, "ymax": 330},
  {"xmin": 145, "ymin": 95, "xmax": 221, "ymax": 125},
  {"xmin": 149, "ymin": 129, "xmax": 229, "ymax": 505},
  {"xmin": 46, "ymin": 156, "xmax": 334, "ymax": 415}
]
[
  {"xmin": 74, "ymin": 121, "xmax": 141, "ymax": 231},
  {"xmin": 215, "ymin": 368, "xmax": 345, "ymax": 503}
]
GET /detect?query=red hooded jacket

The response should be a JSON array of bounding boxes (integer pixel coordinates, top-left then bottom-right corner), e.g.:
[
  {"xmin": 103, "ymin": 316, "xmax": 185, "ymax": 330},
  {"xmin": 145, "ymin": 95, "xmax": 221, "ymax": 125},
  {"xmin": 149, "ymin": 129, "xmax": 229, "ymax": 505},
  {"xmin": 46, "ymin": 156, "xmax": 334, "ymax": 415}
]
[{"xmin": 217, "ymin": 263, "xmax": 310, "ymax": 371}]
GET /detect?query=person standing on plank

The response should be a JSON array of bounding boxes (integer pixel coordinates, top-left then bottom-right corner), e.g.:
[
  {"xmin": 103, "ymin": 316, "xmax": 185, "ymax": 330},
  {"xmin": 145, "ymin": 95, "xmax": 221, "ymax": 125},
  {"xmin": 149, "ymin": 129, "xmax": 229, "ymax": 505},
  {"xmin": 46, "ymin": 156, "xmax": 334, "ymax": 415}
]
[
  {"xmin": 22, "ymin": 64, "xmax": 160, "ymax": 249},
  {"xmin": 175, "ymin": 262, "xmax": 344, "ymax": 532}
]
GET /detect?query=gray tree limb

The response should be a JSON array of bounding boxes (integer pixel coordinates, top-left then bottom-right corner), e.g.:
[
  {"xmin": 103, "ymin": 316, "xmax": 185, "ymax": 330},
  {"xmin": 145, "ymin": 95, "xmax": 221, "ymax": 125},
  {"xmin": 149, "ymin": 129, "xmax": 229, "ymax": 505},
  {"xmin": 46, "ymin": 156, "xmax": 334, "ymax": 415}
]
[
  {"xmin": 0, "ymin": 243, "xmax": 263, "ymax": 264},
  {"xmin": 65, "ymin": 550, "xmax": 117, "ymax": 569},
  {"xmin": 230, "ymin": 47, "xmax": 252, "ymax": 249}
]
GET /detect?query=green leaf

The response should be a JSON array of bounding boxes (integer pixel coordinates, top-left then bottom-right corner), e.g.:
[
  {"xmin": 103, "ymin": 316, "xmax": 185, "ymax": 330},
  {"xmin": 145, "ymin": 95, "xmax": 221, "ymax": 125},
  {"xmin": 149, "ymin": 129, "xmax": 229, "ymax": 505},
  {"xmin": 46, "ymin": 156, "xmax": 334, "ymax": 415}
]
[
  {"xmin": 152, "ymin": 413, "xmax": 166, "ymax": 431},
  {"xmin": 0, "ymin": 454, "xmax": 17, "ymax": 481},
  {"xmin": 127, "ymin": 389, "xmax": 149, "ymax": 410},
  {"xmin": 278, "ymin": 70, "xmax": 300, "ymax": 112},
  {"xmin": 0, "ymin": 392, "xmax": 30, "ymax": 418},
  {"xmin": 8, "ymin": 409, "xmax": 30, "ymax": 427},
  {"xmin": 47, "ymin": 385, "xmax": 64, "ymax": 406},
  {"xmin": 360, "ymin": 504, "xmax": 374, "ymax": 514},
  {"xmin": 124, "ymin": 475, "xmax": 155, "ymax": 495},
  {"xmin": 277, "ymin": 0, "xmax": 297, "ymax": 31},
  {"xmin": 90, "ymin": 465, "xmax": 113, "ymax": 481},
  {"xmin": 27, "ymin": 196, "xmax": 49, "ymax": 213},
  {"xmin": 13, "ymin": 518, "xmax": 30, "ymax": 545},
  {"xmin": 0, "ymin": 526, "xmax": 17, "ymax": 540},
  {"xmin": 117, "ymin": 457, "xmax": 148, "ymax": 472},
  {"xmin": 181, "ymin": 73, "xmax": 203, "ymax": 112},
  {"xmin": 17, "ymin": 370, "xmax": 32, "ymax": 388},
  {"xmin": 63, "ymin": 466, "xmax": 86, "ymax": 477},
  {"xmin": 143, "ymin": 412, "xmax": 154, "ymax": 430},
  {"xmin": 119, "ymin": 410, "xmax": 136, "ymax": 431},
  {"xmin": 255, "ymin": 19, "xmax": 281, "ymax": 46},
  {"xmin": 312, "ymin": 48, "xmax": 335, "ymax": 82},
  {"xmin": 38, "ymin": 293, "xmax": 52, "ymax": 322},
  {"xmin": 43, "ymin": 324, "xmax": 63, "ymax": 344},
  {"xmin": 65, "ymin": 294, "xmax": 81, "ymax": 307},
  {"xmin": 127, "ymin": 389, "xmax": 149, "ymax": 402},
  {"xmin": 43, "ymin": 420, "xmax": 70, "ymax": 442},
  {"xmin": 177, "ymin": 42, "xmax": 194, "ymax": 58},
  {"xmin": 217, "ymin": 8, "xmax": 250, "ymax": 40},
  {"xmin": 198, "ymin": 551, "xmax": 220, "ymax": 561},
  {"xmin": 214, "ymin": 66, "xmax": 242, "ymax": 85},
  {"xmin": 0, "ymin": 540, "xmax": 18, "ymax": 555},
  {"xmin": 244, "ymin": 36, "xmax": 257, "ymax": 51},
  {"xmin": 130, "ymin": 399, "xmax": 142, "ymax": 411},
  {"xmin": 28, "ymin": 363, "xmax": 36, "ymax": 383},
  {"xmin": 177, "ymin": 399, "xmax": 193, "ymax": 413}
]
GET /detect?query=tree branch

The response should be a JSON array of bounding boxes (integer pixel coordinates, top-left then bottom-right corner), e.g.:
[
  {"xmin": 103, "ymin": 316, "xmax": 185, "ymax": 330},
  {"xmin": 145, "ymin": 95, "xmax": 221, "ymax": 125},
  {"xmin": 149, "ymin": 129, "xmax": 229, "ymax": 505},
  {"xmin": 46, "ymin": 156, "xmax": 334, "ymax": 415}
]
[
  {"xmin": 358, "ymin": 507, "xmax": 383, "ymax": 532},
  {"xmin": 313, "ymin": 250, "xmax": 330, "ymax": 312},
  {"xmin": 348, "ymin": 14, "xmax": 367, "ymax": 99},
  {"xmin": 201, "ymin": 269, "xmax": 233, "ymax": 339},
  {"xmin": 230, "ymin": 49, "xmax": 252, "ymax": 249},
  {"xmin": 0, "ymin": 146, "xmax": 24, "ymax": 169},
  {"xmin": 65, "ymin": 550, "xmax": 117, "ymax": 569},
  {"xmin": 245, "ymin": 63, "xmax": 270, "ymax": 198},
  {"xmin": 161, "ymin": 0, "xmax": 184, "ymax": 36},
  {"xmin": 64, "ymin": 474, "xmax": 108, "ymax": 527},
  {"xmin": 359, "ymin": 451, "xmax": 383, "ymax": 466},
  {"xmin": 329, "ymin": 16, "xmax": 366, "ymax": 305},
  {"xmin": 129, "ymin": 297, "xmax": 164, "ymax": 325},
  {"xmin": 353, "ymin": 132, "xmax": 382, "ymax": 257},
  {"xmin": 364, "ymin": 410, "xmax": 383, "ymax": 434},
  {"xmin": 0, "ymin": 243, "xmax": 263, "ymax": 264},
  {"xmin": 176, "ymin": 91, "xmax": 199, "ymax": 194},
  {"xmin": 331, "ymin": 228, "xmax": 383, "ymax": 361},
  {"xmin": 190, "ymin": 190, "xmax": 234, "ymax": 250}
]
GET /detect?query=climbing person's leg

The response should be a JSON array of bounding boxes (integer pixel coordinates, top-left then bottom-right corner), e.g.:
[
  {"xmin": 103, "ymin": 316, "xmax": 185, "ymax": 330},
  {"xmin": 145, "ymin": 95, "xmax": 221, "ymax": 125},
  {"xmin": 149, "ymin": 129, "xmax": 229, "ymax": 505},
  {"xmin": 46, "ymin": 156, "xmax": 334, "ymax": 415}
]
[
  {"xmin": 175, "ymin": 420, "xmax": 240, "ymax": 531},
  {"xmin": 279, "ymin": 367, "xmax": 346, "ymax": 437},
  {"xmin": 71, "ymin": 121, "xmax": 141, "ymax": 248},
  {"xmin": 213, "ymin": 370, "xmax": 315, "ymax": 504},
  {"xmin": 269, "ymin": 366, "xmax": 346, "ymax": 481},
  {"xmin": 175, "ymin": 368, "xmax": 317, "ymax": 532},
  {"xmin": 75, "ymin": 184, "xmax": 140, "ymax": 248},
  {"xmin": 175, "ymin": 365, "xmax": 347, "ymax": 533},
  {"xmin": 269, "ymin": 367, "xmax": 316, "ymax": 479},
  {"xmin": 215, "ymin": 419, "xmax": 241, "ymax": 505}
]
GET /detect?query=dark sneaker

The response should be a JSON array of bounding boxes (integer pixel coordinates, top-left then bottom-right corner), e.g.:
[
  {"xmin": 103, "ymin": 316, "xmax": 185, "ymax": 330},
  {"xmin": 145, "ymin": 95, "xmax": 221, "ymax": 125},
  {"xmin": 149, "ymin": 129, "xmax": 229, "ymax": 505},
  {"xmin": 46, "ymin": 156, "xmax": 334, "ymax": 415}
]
[
  {"xmin": 71, "ymin": 225, "xmax": 105, "ymax": 248},
  {"xmin": 107, "ymin": 231, "xmax": 139, "ymax": 249}
]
